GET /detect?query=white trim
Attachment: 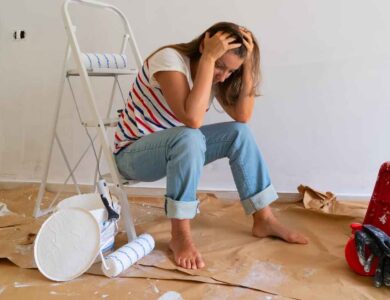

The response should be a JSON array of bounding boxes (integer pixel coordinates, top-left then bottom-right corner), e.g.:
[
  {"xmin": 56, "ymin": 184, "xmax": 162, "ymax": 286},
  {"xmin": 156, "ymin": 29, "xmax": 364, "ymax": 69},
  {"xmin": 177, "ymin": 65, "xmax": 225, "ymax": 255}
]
[{"xmin": 0, "ymin": 180, "xmax": 370, "ymax": 202}]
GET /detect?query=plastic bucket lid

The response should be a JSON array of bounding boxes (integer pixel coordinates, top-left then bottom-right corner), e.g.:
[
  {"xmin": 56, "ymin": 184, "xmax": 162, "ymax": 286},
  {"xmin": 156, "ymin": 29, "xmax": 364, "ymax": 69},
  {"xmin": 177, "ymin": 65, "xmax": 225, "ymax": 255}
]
[{"xmin": 34, "ymin": 208, "xmax": 101, "ymax": 281}]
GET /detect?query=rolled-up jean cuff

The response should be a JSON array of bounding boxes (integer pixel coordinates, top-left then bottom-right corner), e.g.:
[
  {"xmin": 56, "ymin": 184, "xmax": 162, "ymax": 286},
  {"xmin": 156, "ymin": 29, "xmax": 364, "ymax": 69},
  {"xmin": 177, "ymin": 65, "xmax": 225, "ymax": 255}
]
[
  {"xmin": 241, "ymin": 184, "xmax": 278, "ymax": 215},
  {"xmin": 165, "ymin": 197, "xmax": 200, "ymax": 219}
]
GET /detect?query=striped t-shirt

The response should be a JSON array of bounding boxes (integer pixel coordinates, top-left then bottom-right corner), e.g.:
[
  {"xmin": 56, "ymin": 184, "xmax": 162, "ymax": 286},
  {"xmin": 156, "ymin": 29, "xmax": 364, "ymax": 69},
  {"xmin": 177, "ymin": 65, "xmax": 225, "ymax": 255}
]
[{"xmin": 114, "ymin": 48, "xmax": 214, "ymax": 154}]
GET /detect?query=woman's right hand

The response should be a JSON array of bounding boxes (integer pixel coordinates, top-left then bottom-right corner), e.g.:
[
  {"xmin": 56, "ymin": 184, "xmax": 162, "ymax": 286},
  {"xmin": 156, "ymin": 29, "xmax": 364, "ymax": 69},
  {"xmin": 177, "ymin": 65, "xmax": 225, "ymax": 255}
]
[{"xmin": 202, "ymin": 31, "xmax": 241, "ymax": 61}]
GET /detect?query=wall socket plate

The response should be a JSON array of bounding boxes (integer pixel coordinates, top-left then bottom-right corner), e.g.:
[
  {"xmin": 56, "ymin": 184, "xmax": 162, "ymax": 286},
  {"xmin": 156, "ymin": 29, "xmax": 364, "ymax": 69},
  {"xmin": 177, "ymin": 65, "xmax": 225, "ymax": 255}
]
[{"xmin": 14, "ymin": 30, "xmax": 26, "ymax": 40}]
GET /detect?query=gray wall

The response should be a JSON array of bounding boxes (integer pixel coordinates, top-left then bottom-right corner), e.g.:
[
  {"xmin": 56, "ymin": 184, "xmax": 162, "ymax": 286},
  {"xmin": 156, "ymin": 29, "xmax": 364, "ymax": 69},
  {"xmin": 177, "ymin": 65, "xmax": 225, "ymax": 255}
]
[{"xmin": 1, "ymin": 0, "xmax": 389, "ymax": 197}]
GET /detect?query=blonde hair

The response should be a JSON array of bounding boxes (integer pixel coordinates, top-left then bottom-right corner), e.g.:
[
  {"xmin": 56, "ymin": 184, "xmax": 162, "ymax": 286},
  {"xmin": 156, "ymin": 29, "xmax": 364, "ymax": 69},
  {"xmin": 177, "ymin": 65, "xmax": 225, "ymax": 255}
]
[{"xmin": 146, "ymin": 22, "xmax": 261, "ymax": 106}]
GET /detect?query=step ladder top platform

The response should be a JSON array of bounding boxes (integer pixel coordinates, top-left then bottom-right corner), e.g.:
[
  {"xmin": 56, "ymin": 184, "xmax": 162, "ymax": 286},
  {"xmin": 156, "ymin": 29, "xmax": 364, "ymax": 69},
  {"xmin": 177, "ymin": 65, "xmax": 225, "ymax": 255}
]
[{"xmin": 67, "ymin": 68, "xmax": 138, "ymax": 77}]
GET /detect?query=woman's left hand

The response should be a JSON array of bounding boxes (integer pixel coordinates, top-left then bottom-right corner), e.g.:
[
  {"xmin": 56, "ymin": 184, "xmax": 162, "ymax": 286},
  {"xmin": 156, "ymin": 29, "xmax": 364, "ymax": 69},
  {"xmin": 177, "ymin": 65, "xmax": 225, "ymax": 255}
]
[{"xmin": 240, "ymin": 27, "xmax": 254, "ymax": 66}]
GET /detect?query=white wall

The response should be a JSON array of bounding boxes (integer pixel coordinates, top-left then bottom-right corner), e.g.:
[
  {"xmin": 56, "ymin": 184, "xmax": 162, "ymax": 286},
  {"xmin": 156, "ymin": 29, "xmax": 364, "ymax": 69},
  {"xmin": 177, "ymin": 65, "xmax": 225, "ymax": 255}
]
[{"xmin": 1, "ymin": 0, "xmax": 389, "ymax": 197}]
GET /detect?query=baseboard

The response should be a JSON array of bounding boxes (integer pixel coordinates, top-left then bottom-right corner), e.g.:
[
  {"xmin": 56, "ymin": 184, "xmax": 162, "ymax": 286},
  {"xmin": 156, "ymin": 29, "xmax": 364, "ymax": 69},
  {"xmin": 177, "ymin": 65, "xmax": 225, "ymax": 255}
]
[
  {"xmin": 0, "ymin": 180, "xmax": 369, "ymax": 201},
  {"xmin": 0, "ymin": 179, "xmax": 235, "ymax": 199}
]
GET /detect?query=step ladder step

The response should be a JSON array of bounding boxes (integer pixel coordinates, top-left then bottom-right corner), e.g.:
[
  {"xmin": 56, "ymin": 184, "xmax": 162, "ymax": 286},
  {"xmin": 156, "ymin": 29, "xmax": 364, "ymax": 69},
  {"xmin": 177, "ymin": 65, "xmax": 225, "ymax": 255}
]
[{"xmin": 67, "ymin": 68, "xmax": 138, "ymax": 77}]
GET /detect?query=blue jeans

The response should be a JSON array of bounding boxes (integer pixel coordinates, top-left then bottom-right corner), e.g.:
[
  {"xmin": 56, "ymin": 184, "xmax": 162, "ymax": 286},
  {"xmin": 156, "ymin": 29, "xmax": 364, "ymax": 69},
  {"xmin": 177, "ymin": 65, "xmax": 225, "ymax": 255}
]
[{"xmin": 115, "ymin": 122, "xmax": 278, "ymax": 219}]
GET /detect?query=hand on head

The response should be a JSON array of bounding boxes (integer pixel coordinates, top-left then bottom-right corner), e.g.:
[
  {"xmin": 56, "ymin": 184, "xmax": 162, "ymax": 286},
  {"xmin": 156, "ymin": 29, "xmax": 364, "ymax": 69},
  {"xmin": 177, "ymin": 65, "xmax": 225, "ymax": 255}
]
[
  {"xmin": 239, "ymin": 27, "xmax": 254, "ymax": 65},
  {"xmin": 202, "ymin": 27, "xmax": 254, "ymax": 64},
  {"xmin": 202, "ymin": 31, "xmax": 241, "ymax": 61}
]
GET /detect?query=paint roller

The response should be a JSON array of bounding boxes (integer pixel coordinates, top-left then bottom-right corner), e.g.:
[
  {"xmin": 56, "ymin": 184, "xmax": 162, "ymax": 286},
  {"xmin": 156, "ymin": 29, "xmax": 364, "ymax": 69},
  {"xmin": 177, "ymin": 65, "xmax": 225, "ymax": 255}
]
[
  {"xmin": 97, "ymin": 179, "xmax": 155, "ymax": 277},
  {"xmin": 100, "ymin": 233, "xmax": 155, "ymax": 277}
]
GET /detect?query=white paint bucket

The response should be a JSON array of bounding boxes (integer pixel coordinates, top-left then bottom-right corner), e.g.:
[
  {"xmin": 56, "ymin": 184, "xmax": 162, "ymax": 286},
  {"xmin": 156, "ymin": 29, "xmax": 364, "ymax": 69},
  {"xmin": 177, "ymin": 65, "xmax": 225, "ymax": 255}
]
[
  {"xmin": 34, "ymin": 193, "xmax": 121, "ymax": 281},
  {"xmin": 56, "ymin": 193, "xmax": 120, "ymax": 254}
]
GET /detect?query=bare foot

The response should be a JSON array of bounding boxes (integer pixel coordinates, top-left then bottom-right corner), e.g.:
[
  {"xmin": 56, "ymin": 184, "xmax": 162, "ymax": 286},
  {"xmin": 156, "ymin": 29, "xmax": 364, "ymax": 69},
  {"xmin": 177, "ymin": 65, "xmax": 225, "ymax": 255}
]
[
  {"xmin": 169, "ymin": 219, "xmax": 205, "ymax": 269},
  {"xmin": 252, "ymin": 206, "xmax": 308, "ymax": 244}
]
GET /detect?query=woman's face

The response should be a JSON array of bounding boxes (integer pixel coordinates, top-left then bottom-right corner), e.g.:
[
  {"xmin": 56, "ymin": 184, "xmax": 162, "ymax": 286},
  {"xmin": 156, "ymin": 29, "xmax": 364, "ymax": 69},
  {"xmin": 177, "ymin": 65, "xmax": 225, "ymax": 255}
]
[{"xmin": 213, "ymin": 51, "xmax": 244, "ymax": 84}]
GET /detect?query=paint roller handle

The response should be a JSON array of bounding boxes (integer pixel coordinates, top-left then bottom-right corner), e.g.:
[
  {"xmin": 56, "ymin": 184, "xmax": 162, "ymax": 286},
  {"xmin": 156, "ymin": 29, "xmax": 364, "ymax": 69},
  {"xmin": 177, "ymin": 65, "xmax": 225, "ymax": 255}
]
[
  {"xmin": 100, "ymin": 195, "xmax": 119, "ymax": 221},
  {"xmin": 98, "ymin": 179, "xmax": 119, "ymax": 221}
]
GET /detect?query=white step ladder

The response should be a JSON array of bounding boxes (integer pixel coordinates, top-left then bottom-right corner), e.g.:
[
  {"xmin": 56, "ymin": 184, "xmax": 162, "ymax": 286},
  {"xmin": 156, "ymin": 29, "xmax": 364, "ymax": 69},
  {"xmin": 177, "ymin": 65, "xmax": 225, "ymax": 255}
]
[{"xmin": 34, "ymin": 0, "xmax": 143, "ymax": 242}]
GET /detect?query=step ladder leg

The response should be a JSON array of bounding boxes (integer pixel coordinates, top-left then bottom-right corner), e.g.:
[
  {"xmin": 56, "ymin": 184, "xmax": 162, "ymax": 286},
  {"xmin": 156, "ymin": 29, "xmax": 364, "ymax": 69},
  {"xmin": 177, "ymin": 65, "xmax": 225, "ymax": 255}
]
[
  {"xmin": 33, "ymin": 44, "xmax": 72, "ymax": 217},
  {"xmin": 117, "ymin": 186, "xmax": 137, "ymax": 241},
  {"xmin": 93, "ymin": 76, "xmax": 120, "ymax": 191}
]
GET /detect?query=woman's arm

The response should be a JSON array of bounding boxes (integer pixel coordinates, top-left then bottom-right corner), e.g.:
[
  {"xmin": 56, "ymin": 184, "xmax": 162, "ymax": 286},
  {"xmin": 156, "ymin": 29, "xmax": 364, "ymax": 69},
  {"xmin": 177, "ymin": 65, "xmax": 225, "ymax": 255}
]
[
  {"xmin": 217, "ymin": 28, "xmax": 256, "ymax": 123},
  {"xmin": 216, "ymin": 62, "xmax": 254, "ymax": 123},
  {"xmin": 154, "ymin": 32, "xmax": 241, "ymax": 128},
  {"xmin": 154, "ymin": 54, "xmax": 214, "ymax": 128}
]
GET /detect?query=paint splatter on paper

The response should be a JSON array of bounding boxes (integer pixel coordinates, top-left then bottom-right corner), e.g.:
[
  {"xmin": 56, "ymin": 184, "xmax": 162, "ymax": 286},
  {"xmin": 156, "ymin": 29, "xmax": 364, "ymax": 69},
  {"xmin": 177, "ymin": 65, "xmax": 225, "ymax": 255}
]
[
  {"xmin": 50, "ymin": 291, "xmax": 80, "ymax": 296},
  {"xmin": 303, "ymin": 268, "xmax": 317, "ymax": 278},
  {"xmin": 14, "ymin": 282, "xmax": 33, "ymax": 288},
  {"xmin": 0, "ymin": 202, "xmax": 14, "ymax": 216},
  {"xmin": 157, "ymin": 291, "xmax": 183, "ymax": 300},
  {"xmin": 15, "ymin": 244, "xmax": 33, "ymax": 255},
  {"xmin": 150, "ymin": 282, "xmax": 160, "ymax": 293},
  {"xmin": 0, "ymin": 286, "xmax": 6, "ymax": 295},
  {"xmin": 240, "ymin": 261, "xmax": 286, "ymax": 288}
]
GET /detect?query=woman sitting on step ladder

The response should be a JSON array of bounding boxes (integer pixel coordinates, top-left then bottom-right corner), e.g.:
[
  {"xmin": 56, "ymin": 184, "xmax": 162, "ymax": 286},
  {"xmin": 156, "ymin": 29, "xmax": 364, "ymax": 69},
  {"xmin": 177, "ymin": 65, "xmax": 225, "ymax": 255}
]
[{"xmin": 114, "ymin": 22, "xmax": 308, "ymax": 270}]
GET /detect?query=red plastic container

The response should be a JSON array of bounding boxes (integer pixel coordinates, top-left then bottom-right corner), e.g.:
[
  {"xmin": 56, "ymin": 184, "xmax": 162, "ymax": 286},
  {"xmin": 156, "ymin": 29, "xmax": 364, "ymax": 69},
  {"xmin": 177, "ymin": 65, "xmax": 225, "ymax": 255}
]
[{"xmin": 345, "ymin": 162, "xmax": 390, "ymax": 275}]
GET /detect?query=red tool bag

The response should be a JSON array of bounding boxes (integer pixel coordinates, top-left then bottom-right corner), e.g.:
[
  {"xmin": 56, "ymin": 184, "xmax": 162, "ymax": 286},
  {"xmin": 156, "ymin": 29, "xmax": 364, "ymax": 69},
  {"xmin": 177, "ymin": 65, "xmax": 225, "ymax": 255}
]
[{"xmin": 345, "ymin": 162, "xmax": 390, "ymax": 275}]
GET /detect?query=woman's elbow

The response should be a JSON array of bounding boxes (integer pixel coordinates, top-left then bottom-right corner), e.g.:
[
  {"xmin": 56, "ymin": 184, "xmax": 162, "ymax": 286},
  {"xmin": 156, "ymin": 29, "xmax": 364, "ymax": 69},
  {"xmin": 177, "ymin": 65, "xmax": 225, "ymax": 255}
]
[
  {"xmin": 234, "ymin": 113, "xmax": 251, "ymax": 123},
  {"xmin": 183, "ymin": 117, "xmax": 203, "ymax": 129},
  {"xmin": 235, "ymin": 118, "xmax": 249, "ymax": 124}
]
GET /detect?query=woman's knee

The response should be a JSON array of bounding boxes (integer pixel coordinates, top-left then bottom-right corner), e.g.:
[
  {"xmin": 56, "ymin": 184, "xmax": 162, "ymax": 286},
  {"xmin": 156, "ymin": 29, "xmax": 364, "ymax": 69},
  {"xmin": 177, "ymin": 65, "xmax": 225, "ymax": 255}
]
[
  {"xmin": 227, "ymin": 122, "xmax": 253, "ymax": 139},
  {"xmin": 171, "ymin": 127, "xmax": 206, "ymax": 154}
]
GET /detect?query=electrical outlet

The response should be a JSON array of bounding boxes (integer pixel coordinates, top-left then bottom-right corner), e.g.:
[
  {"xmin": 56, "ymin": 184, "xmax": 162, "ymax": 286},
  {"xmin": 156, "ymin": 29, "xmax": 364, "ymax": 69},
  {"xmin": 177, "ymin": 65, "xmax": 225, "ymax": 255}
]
[{"xmin": 13, "ymin": 30, "xmax": 26, "ymax": 40}]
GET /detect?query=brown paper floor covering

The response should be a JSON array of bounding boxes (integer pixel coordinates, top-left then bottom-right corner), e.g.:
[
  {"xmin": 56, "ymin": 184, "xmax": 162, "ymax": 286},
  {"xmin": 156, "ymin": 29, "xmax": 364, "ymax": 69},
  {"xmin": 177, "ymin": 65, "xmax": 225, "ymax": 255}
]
[{"xmin": 1, "ymin": 185, "xmax": 389, "ymax": 299}]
